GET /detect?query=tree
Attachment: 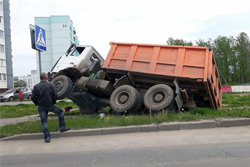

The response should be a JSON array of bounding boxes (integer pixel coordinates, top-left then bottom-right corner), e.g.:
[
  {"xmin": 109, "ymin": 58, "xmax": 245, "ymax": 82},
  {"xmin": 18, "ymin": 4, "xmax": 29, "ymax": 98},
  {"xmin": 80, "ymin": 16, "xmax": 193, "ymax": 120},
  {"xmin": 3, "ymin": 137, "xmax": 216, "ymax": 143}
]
[
  {"xmin": 195, "ymin": 38, "xmax": 213, "ymax": 48},
  {"xmin": 235, "ymin": 32, "xmax": 250, "ymax": 84},
  {"xmin": 213, "ymin": 36, "xmax": 236, "ymax": 85},
  {"xmin": 14, "ymin": 80, "xmax": 27, "ymax": 87},
  {"xmin": 166, "ymin": 37, "xmax": 193, "ymax": 46}
]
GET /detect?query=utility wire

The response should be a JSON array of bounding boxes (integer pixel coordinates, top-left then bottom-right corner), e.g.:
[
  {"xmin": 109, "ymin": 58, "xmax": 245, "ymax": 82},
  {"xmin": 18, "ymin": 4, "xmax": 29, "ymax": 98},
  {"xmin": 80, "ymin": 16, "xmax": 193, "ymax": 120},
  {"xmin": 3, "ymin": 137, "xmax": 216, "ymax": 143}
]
[{"xmin": 217, "ymin": 68, "xmax": 229, "ymax": 86}]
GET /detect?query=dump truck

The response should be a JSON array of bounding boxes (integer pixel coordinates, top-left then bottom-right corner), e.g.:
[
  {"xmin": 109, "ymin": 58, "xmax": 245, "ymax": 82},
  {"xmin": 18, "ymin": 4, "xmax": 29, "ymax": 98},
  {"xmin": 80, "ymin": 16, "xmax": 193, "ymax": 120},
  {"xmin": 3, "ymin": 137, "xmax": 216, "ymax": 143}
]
[{"xmin": 48, "ymin": 42, "xmax": 222, "ymax": 114}]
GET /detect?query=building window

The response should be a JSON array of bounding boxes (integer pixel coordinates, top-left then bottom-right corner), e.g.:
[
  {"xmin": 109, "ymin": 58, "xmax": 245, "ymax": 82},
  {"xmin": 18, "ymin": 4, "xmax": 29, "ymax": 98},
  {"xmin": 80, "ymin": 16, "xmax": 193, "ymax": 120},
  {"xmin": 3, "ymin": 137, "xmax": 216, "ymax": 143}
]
[
  {"xmin": 0, "ymin": 16, "xmax": 3, "ymax": 23},
  {"xmin": 0, "ymin": 59, "xmax": 6, "ymax": 66},
  {"xmin": 0, "ymin": 2, "xmax": 2, "ymax": 10},
  {"xmin": 0, "ymin": 45, "xmax": 4, "ymax": 52},
  {"xmin": 0, "ymin": 73, "xmax": 6, "ymax": 81},
  {"xmin": 0, "ymin": 30, "xmax": 4, "ymax": 38}
]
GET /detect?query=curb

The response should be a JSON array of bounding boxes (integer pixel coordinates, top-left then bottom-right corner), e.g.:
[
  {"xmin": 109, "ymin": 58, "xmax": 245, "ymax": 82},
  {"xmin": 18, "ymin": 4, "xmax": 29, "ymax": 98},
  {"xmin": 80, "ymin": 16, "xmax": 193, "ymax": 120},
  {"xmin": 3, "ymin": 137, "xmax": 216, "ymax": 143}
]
[{"xmin": 1, "ymin": 118, "xmax": 250, "ymax": 141}]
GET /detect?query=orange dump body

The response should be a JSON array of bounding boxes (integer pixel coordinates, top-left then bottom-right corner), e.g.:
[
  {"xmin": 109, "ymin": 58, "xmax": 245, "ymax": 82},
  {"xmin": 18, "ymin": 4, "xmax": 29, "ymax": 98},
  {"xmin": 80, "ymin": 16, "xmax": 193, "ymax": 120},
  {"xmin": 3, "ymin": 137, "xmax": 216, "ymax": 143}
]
[{"xmin": 102, "ymin": 42, "xmax": 222, "ymax": 109}]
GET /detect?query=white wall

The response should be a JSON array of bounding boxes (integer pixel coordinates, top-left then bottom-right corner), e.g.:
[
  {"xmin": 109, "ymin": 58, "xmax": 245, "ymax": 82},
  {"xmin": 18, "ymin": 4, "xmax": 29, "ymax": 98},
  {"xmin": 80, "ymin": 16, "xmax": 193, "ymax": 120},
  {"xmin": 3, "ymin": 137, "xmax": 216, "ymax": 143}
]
[{"xmin": 231, "ymin": 86, "xmax": 250, "ymax": 92}]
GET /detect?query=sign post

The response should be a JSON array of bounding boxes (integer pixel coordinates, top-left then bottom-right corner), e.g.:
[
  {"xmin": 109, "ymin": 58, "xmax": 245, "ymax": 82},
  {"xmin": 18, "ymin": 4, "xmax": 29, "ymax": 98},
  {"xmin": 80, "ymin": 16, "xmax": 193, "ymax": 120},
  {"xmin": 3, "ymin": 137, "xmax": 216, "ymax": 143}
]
[{"xmin": 29, "ymin": 24, "xmax": 46, "ymax": 81}]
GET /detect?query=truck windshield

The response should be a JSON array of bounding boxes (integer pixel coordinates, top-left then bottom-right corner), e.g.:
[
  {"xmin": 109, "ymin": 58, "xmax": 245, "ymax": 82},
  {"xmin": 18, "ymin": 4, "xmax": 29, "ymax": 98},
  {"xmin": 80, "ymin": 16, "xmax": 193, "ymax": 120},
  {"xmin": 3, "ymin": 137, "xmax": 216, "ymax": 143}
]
[{"xmin": 70, "ymin": 47, "xmax": 85, "ymax": 57}]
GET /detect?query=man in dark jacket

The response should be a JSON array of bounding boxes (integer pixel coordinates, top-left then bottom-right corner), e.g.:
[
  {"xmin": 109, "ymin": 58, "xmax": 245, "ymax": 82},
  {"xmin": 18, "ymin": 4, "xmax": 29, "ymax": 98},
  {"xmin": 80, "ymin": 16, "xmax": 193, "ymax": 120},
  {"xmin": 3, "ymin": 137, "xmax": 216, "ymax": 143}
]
[{"xmin": 31, "ymin": 73, "xmax": 70, "ymax": 143}]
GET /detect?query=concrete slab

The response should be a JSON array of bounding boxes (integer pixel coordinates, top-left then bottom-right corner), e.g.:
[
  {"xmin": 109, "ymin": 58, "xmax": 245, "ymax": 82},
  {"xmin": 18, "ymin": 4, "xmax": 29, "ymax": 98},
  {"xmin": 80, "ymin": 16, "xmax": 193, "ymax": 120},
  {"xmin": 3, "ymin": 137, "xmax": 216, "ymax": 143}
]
[
  {"xmin": 55, "ymin": 129, "xmax": 102, "ymax": 137},
  {"xmin": 216, "ymin": 118, "xmax": 250, "ymax": 127},
  {"xmin": 101, "ymin": 126, "xmax": 141, "ymax": 135},
  {"xmin": 140, "ymin": 124, "xmax": 158, "ymax": 132},
  {"xmin": 1, "ymin": 133, "xmax": 44, "ymax": 141},
  {"xmin": 179, "ymin": 120, "xmax": 217, "ymax": 130},
  {"xmin": 159, "ymin": 122, "xmax": 179, "ymax": 131}
]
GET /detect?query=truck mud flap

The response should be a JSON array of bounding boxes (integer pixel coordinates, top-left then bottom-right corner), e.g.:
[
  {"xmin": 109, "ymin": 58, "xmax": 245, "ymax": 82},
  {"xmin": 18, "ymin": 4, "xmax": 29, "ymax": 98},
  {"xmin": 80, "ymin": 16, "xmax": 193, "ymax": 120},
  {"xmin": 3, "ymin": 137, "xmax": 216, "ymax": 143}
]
[
  {"xmin": 113, "ymin": 75, "xmax": 132, "ymax": 88},
  {"xmin": 173, "ymin": 79, "xmax": 183, "ymax": 111}
]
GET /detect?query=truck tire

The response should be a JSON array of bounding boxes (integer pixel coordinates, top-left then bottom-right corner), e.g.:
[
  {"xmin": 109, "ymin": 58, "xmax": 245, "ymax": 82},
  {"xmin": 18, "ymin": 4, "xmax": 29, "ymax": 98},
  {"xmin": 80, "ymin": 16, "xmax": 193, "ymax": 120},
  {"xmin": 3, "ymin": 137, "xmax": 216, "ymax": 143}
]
[
  {"xmin": 144, "ymin": 84, "xmax": 174, "ymax": 111},
  {"xmin": 133, "ymin": 91, "xmax": 143, "ymax": 114},
  {"xmin": 52, "ymin": 75, "xmax": 73, "ymax": 100},
  {"xmin": 110, "ymin": 85, "xmax": 140, "ymax": 113}
]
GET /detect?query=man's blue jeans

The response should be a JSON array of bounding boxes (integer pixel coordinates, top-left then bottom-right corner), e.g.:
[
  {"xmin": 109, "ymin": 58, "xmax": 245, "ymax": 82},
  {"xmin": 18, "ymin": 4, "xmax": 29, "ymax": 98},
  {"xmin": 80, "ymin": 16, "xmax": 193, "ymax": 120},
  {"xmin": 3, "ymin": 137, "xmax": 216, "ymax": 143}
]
[{"xmin": 38, "ymin": 105, "xmax": 66, "ymax": 140}]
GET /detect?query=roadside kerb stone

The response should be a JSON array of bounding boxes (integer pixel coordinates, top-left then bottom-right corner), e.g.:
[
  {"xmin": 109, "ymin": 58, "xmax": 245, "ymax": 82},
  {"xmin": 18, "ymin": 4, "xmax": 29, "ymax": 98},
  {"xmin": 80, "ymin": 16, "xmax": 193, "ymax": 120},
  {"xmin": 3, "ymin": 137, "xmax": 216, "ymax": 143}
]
[
  {"xmin": 1, "ymin": 133, "xmax": 44, "ymax": 141},
  {"xmin": 179, "ymin": 120, "xmax": 217, "ymax": 130},
  {"xmin": 140, "ymin": 124, "xmax": 158, "ymax": 132},
  {"xmin": 159, "ymin": 122, "xmax": 179, "ymax": 131},
  {"xmin": 53, "ymin": 129, "xmax": 102, "ymax": 138},
  {"xmin": 1, "ymin": 129, "xmax": 103, "ymax": 141},
  {"xmin": 216, "ymin": 118, "xmax": 250, "ymax": 127},
  {"xmin": 101, "ymin": 126, "xmax": 141, "ymax": 135}
]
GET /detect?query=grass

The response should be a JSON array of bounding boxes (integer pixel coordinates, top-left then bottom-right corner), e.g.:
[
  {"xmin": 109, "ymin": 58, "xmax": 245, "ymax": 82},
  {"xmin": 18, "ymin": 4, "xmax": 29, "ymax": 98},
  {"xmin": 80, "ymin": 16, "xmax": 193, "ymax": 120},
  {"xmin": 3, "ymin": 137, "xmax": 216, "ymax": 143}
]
[
  {"xmin": 222, "ymin": 92, "xmax": 250, "ymax": 107},
  {"xmin": 0, "ymin": 101, "xmax": 78, "ymax": 119},
  {"xmin": 0, "ymin": 106, "xmax": 249, "ymax": 138},
  {"xmin": 0, "ymin": 92, "xmax": 249, "ymax": 138},
  {"xmin": 0, "ymin": 104, "xmax": 38, "ymax": 119},
  {"xmin": 1, "ymin": 93, "xmax": 248, "ymax": 119}
]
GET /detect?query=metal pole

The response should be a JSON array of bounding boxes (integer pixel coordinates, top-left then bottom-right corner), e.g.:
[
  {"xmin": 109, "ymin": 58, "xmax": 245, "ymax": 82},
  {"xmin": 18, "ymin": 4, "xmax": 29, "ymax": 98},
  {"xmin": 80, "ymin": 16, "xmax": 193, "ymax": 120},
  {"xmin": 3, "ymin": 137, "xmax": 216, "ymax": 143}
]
[{"xmin": 38, "ymin": 50, "xmax": 42, "ymax": 81}]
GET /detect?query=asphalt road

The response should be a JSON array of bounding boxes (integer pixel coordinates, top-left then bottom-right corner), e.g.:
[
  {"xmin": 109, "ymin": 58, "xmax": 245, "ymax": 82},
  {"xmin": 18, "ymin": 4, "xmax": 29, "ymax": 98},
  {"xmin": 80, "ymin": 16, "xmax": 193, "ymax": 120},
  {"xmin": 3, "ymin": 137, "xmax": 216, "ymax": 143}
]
[{"xmin": 1, "ymin": 126, "xmax": 250, "ymax": 167}]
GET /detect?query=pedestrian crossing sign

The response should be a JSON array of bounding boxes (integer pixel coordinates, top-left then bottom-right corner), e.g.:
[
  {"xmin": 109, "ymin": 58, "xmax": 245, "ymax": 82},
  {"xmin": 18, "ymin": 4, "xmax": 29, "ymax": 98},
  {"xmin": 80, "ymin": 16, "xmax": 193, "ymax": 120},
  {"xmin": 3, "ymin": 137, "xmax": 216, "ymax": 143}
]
[{"xmin": 35, "ymin": 25, "xmax": 46, "ymax": 51}]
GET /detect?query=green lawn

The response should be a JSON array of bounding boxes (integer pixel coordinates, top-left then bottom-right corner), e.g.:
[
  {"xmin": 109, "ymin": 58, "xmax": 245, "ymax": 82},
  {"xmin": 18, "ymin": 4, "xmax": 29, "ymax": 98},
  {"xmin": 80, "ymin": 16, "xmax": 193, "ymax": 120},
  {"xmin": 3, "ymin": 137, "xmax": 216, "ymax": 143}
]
[
  {"xmin": 1, "ymin": 106, "xmax": 249, "ymax": 138},
  {"xmin": 0, "ymin": 92, "xmax": 249, "ymax": 138},
  {"xmin": 1, "ymin": 93, "xmax": 249, "ymax": 119},
  {"xmin": 222, "ymin": 93, "xmax": 250, "ymax": 107},
  {"xmin": 0, "ymin": 104, "xmax": 37, "ymax": 119},
  {"xmin": 0, "ymin": 101, "xmax": 78, "ymax": 119}
]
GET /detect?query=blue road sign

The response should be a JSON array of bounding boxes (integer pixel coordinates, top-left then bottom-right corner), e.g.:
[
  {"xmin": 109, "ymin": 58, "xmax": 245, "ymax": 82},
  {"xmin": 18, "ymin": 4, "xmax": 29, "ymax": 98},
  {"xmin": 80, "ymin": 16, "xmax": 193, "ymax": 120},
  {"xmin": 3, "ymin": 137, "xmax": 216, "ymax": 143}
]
[{"xmin": 35, "ymin": 25, "xmax": 46, "ymax": 51}]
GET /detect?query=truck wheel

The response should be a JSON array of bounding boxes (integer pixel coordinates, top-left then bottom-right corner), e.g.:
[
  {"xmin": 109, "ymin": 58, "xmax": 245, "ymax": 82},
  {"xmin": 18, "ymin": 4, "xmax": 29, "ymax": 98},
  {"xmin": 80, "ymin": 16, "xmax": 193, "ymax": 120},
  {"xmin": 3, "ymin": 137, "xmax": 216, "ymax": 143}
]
[
  {"xmin": 52, "ymin": 75, "xmax": 73, "ymax": 100},
  {"xmin": 144, "ymin": 84, "xmax": 174, "ymax": 111},
  {"xmin": 110, "ymin": 85, "xmax": 140, "ymax": 113},
  {"xmin": 133, "ymin": 91, "xmax": 143, "ymax": 114}
]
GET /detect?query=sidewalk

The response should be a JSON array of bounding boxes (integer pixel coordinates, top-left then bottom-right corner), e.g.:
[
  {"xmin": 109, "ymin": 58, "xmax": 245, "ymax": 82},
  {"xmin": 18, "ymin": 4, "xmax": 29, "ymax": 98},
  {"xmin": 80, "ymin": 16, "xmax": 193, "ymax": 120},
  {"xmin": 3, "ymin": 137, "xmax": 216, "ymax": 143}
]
[
  {"xmin": 0, "ymin": 114, "xmax": 40, "ymax": 126},
  {"xmin": 0, "ymin": 101, "xmax": 34, "ymax": 106},
  {"xmin": 0, "ymin": 99, "xmax": 72, "ymax": 106}
]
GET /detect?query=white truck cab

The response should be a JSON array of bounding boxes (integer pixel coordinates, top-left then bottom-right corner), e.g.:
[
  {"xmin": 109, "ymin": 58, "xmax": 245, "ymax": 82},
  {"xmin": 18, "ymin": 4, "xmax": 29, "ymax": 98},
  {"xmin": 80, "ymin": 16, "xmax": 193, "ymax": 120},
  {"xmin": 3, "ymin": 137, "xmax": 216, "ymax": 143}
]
[
  {"xmin": 50, "ymin": 44, "xmax": 104, "ymax": 76},
  {"xmin": 48, "ymin": 44, "xmax": 105, "ymax": 100}
]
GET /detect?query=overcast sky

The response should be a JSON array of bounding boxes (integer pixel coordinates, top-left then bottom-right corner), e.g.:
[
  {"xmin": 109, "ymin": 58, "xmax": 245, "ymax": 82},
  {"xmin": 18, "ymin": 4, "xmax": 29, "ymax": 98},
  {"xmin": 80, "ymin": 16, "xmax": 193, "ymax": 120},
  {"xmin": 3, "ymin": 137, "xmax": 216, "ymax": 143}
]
[{"xmin": 10, "ymin": 0, "xmax": 250, "ymax": 76}]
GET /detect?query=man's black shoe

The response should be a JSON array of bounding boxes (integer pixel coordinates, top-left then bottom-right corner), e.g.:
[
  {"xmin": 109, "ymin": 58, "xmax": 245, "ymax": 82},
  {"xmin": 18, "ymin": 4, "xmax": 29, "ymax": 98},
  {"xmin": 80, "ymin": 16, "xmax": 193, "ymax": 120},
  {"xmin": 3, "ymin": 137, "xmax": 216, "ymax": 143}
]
[
  {"xmin": 60, "ymin": 127, "xmax": 70, "ymax": 133},
  {"xmin": 45, "ymin": 138, "xmax": 50, "ymax": 143}
]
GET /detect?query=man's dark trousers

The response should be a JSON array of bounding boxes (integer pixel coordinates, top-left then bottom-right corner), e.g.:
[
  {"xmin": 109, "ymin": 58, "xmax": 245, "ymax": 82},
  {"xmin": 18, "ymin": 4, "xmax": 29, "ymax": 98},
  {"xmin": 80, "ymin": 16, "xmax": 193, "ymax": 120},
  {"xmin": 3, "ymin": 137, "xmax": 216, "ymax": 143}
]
[{"xmin": 38, "ymin": 105, "xmax": 66, "ymax": 140}]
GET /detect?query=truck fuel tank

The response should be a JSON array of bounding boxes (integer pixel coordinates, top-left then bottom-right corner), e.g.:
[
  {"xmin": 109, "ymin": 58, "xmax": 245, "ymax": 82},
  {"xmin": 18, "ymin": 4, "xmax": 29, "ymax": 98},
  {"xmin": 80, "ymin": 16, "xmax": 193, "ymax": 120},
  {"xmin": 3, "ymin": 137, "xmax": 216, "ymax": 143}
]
[{"xmin": 76, "ymin": 76, "xmax": 114, "ymax": 97}]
